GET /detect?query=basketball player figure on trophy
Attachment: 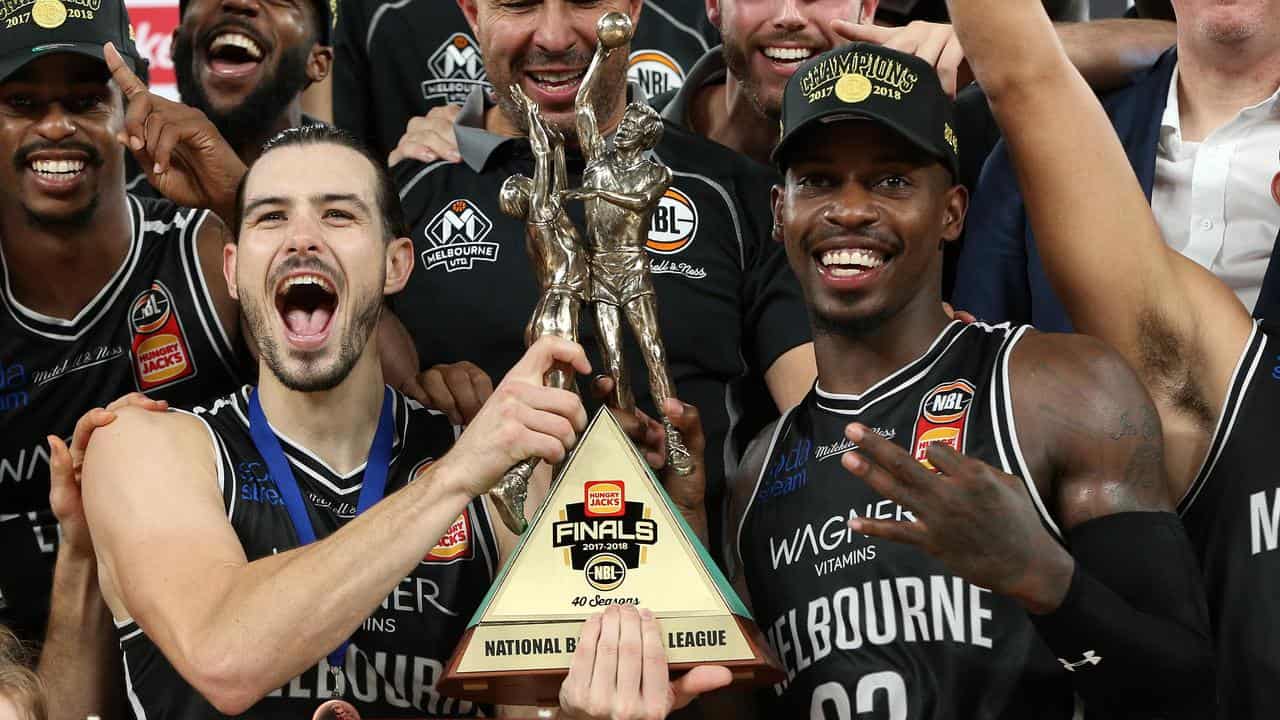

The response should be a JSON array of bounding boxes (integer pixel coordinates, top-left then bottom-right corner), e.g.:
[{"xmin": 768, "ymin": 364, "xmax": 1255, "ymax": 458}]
[
  {"xmin": 489, "ymin": 83, "xmax": 591, "ymax": 533},
  {"xmin": 564, "ymin": 12, "xmax": 695, "ymax": 477},
  {"xmin": 487, "ymin": 12, "xmax": 693, "ymax": 535}
]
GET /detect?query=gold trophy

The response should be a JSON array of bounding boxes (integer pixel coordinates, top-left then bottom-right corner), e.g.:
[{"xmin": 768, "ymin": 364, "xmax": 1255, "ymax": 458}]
[{"xmin": 441, "ymin": 12, "xmax": 782, "ymax": 706}]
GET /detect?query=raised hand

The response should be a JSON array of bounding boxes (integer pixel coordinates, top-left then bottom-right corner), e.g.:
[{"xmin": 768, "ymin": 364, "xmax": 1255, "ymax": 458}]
[
  {"xmin": 841, "ymin": 423, "xmax": 1074, "ymax": 613},
  {"xmin": 443, "ymin": 336, "xmax": 591, "ymax": 498},
  {"xmin": 104, "ymin": 42, "xmax": 246, "ymax": 220},
  {"xmin": 404, "ymin": 361, "xmax": 494, "ymax": 426},
  {"xmin": 558, "ymin": 605, "xmax": 732, "ymax": 720},
  {"xmin": 830, "ymin": 19, "xmax": 972, "ymax": 97},
  {"xmin": 388, "ymin": 104, "xmax": 462, "ymax": 167}
]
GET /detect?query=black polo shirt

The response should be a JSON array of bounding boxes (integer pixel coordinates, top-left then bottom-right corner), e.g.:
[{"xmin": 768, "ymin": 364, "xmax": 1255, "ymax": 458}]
[
  {"xmin": 391, "ymin": 87, "xmax": 809, "ymax": 557},
  {"xmin": 334, "ymin": 0, "xmax": 720, "ymax": 161}
]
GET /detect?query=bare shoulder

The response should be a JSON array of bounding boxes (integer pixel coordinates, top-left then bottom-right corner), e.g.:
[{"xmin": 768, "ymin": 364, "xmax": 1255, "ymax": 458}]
[
  {"xmin": 84, "ymin": 406, "xmax": 217, "ymax": 485},
  {"xmin": 1007, "ymin": 331, "xmax": 1171, "ymax": 529}
]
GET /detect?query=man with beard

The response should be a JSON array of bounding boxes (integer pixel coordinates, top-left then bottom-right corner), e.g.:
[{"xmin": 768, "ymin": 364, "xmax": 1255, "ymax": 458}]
[
  {"xmin": 0, "ymin": 0, "xmax": 249, "ymax": 654},
  {"xmin": 393, "ymin": 0, "xmax": 816, "ymax": 566},
  {"xmin": 127, "ymin": 0, "xmax": 333, "ymax": 197},
  {"xmin": 962, "ymin": 0, "xmax": 1280, "ymax": 712},
  {"xmin": 78, "ymin": 122, "xmax": 728, "ymax": 719},
  {"xmin": 722, "ymin": 41, "xmax": 1214, "ymax": 718}
]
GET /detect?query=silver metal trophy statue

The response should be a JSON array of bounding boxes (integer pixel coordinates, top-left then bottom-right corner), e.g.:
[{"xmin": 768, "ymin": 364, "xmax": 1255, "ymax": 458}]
[{"xmin": 487, "ymin": 11, "xmax": 693, "ymax": 535}]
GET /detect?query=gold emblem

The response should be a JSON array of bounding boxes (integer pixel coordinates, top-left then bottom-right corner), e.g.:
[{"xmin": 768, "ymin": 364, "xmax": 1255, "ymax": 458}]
[
  {"xmin": 834, "ymin": 72, "xmax": 872, "ymax": 104},
  {"xmin": 32, "ymin": 0, "xmax": 67, "ymax": 28}
]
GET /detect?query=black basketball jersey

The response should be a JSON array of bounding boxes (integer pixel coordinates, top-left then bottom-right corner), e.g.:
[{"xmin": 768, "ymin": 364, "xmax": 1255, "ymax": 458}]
[
  {"xmin": 738, "ymin": 321, "xmax": 1075, "ymax": 720},
  {"xmin": 0, "ymin": 195, "xmax": 242, "ymax": 643},
  {"xmin": 115, "ymin": 386, "xmax": 500, "ymax": 719},
  {"xmin": 1178, "ymin": 320, "xmax": 1280, "ymax": 717}
]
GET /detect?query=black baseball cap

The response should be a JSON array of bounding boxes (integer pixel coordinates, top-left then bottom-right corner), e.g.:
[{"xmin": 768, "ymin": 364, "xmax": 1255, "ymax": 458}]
[
  {"xmin": 177, "ymin": 0, "xmax": 332, "ymax": 46},
  {"xmin": 0, "ymin": 0, "xmax": 145, "ymax": 84},
  {"xmin": 773, "ymin": 42, "xmax": 960, "ymax": 180}
]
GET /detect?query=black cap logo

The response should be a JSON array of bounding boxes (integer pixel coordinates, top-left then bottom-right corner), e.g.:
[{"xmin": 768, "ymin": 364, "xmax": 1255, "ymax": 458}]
[{"xmin": 31, "ymin": 0, "xmax": 66, "ymax": 29}]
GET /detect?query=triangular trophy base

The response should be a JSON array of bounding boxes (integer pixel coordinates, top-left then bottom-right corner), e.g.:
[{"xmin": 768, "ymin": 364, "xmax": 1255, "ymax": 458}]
[{"xmin": 440, "ymin": 408, "xmax": 783, "ymax": 707}]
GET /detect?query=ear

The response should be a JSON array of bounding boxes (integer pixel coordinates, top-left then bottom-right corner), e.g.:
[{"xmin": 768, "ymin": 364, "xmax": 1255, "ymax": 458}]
[
  {"xmin": 770, "ymin": 183, "xmax": 786, "ymax": 244},
  {"xmin": 223, "ymin": 243, "xmax": 240, "ymax": 301},
  {"xmin": 307, "ymin": 44, "xmax": 334, "ymax": 83},
  {"xmin": 706, "ymin": 0, "xmax": 720, "ymax": 28},
  {"xmin": 457, "ymin": 0, "xmax": 481, "ymax": 38},
  {"xmin": 383, "ymin": 237, "xmax": 415, "ymax": 295},
  {"xmin": 940, "ymin": 182, "xmax": 968, "ymax": 245}
]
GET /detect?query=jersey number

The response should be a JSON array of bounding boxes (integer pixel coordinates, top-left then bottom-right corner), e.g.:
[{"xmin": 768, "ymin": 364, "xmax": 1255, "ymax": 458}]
[{"xmin": 811, "ymin": 672, "xmax": 907, "ymax": 720}]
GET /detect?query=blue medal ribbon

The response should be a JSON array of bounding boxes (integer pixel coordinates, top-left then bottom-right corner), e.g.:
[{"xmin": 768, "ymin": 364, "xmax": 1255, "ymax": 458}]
[{"xmin": 248, "ymin": 387, "xmax": 395, "ymax": 674}]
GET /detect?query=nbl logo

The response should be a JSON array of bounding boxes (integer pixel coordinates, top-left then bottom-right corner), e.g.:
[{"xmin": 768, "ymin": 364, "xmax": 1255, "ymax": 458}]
[
  {"xmin": 424, "ymin": 33, "xmax": 490, "ymax": 105},
  {"xmin": 128, "ymin": 281, "xmax": 196, "ymax": 391},
  {"xmin": 628, "ymin": 50, "xmax": 685, "ymax": 98},
  {"xmin": 422, "ymin": 199, "xmax": 499, "ymax": 273},
  {"xmin": 646, "ymin": 187, "xmax": 697, "ymax": 255},
  {"xmin": 552, "ymin": 481, "xmax": 657, "ymax": 592},
  {"xmin": 911, "ymin": 379, "xmax": 975, "ymax": 471}
]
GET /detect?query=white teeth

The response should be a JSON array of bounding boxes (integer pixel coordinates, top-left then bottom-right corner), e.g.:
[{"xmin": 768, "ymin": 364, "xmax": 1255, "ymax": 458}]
[
  {"xmin": 282, "ymin": 274, "xmax": 335, "ymax": 294},
  {"xmin": 529, "ymin": 69, "xmax": 586, "ymax": 85},
  {"xmin": 763, "ymin": 46, "xmax": 813, "ymax": 62},
  {"xmin": 210, "ymin": 33, "xmax": 263, "ymax": 60},
  {"xmin": 820, "ymin": 248, "xmax": 885, "ymax": 276},
  {"xmin": 30, "ymin": 159, "xmax": 85, "ymax": 175}
]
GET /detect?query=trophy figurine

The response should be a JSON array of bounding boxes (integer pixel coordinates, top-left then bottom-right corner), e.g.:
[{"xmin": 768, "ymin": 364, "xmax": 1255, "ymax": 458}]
[
  {"xmin": 488, "ymin": 83, "xmax": 590, "ymax": 534},
  {"xmin": 441, "ymin": 13, "xmax": 782, "ymax": 706}
]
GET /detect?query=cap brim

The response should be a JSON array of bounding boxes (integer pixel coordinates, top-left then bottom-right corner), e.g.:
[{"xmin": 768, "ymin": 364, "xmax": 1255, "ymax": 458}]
[
  {"xmin": 0, "ymin": 43, "xmax": 115, "ymax": 84},
  {"xmin": 773, "ymin": 109, "xmax": 958, "ymax": 180}
]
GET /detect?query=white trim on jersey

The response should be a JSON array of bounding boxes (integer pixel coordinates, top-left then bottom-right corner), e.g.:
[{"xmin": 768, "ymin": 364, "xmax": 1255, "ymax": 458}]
[
  {"xmin": 366, "ymin": 0, "xmax": 416, "ymax": 50},
  {"xmin": 472, "ymin": 501, "xmax": 498, "ymax": 581},
  {"xmin": 815, "ymin": 320, "xmax": 967, "ymax": 416},
  {"xmin": 123, "ymin": 649, "xmax": 150, "ymax": 720},
  {"xmin": 398, "ymin": 159, "xmax": 450, "ymax": 201},
  {"xmin": 179, "ymin": 208, "xmax": 240, "ymax": 381},
  {"xmin": 735, "ymin": 406, "xmax": 797, "ymax": 572},
  {"xmin": 1178, "ymin": 319, "xmax": 1265, "ymax": 514},
  {"xmin": 659, "ymin": 162, "xmax": 746, "ymax": 268},
  {"xmin": 0, "ymin": 196, "xmax": 144, "ymax": 340},
  {"xmin": 991, "ymin": 325, "xmax": 1063, "ymax": 542},
  {"xmin": 172, "ymin": 407, "xmax": 233, "ymax": 520}
]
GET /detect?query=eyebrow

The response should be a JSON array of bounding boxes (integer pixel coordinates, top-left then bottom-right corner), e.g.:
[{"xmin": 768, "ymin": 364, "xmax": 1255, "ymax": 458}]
[{"xmin": 242, "ymin": 193, "xmax": 373, "ymax": 218}]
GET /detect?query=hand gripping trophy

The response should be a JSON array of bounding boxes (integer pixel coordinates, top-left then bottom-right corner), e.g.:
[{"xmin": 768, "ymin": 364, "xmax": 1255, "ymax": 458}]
[{"xmin": 487, "ymin": 11, "xmax": 694, "ymax": 535}]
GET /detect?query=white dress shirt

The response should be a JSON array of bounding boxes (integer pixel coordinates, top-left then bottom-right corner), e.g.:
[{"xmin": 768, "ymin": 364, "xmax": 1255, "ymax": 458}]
[{"xmin": 1151, "ymin": 64, "xmax": 1280, "ymax": 312}]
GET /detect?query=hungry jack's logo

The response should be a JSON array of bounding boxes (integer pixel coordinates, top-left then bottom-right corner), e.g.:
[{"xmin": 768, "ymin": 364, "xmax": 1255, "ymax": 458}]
[
  {"xmin": 129, "ymin": 281, "xmax": 196, "ymax": 391},
  {"xmin": 409, "ymin": 459, "xmax": 474, "ymax": 564},
  {"xmin": 910, "ymin": 379, "xmax": 975, "ymax": 471},
  {"xmin": 552, "ymin": 481, "xmax": 656, "ymax": 591}
]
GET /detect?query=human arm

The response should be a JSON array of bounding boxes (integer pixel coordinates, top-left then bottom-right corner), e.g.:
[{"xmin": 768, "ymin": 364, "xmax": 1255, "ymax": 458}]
[
  {"xmin": 763, "ymin": 345, "xmax": 816, "ymax": 412},
  {"xmin": 105, "ymin": 43, "xmax": 246, "ymax": 224},
  {"xmin": 845, "ymin": 332, "xmax": 1213, "ymax": 714},
  {"xmin": 944, "ymin": 0, "xmax": 1252, "ymax": 491},
  {"xmin": 82, "ymin": 337, "xmax": 592, "ymax": 714},
  {"xmin": 833, "ymin": 18, "xmax": 1173, "ymax": 97}
]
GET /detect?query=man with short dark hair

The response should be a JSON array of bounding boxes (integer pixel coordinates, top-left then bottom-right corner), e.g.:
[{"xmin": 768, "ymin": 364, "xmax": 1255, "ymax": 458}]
[{"xmin": 720, "ymin": 39, "xmax": 1214, "ymax": 718}]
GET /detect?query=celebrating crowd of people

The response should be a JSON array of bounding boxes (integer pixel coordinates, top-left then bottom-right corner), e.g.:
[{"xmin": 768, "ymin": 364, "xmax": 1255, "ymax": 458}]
[{"xmin": 1, "ymin": 0, "xmax": 1277, "ymax": 718}]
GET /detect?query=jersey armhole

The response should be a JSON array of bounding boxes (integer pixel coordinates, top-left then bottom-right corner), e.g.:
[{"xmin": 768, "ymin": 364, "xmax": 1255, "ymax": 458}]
[
  {"xmin": 1177, "ymin": 319, "xmax": 1265, "ymax": 515},
  {"xmin": 170, "ymin": 407, "xmax": 234, "ymax": 519},
  {"xmin": 179, "ymin": 209, "xmax": 241, "ymax": 380},
  {"xmin": 733, "ymin": 407, "xmax": 796, "ymax": 577},
  {"xmin": 990, "ymin": 325, "xmax": 1065, "ymax": 544}
]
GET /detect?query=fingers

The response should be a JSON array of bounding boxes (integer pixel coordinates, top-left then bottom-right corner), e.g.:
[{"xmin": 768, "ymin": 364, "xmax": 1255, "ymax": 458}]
[
  {"xmin": 830, "ymin": 17, "xmax": 892, "ymax": 43},
  {"xmin": 662, "ymin": 399, "xmax": 705, "ymax": 458},
  {"xmin": 937, "ymin": 35, "xmax": 969, "ymax": 98},
  {"xmin": 103, "ymin": 392, "xmax": 168, "ymax": 414},
  {"xmin": 615, "ymin": 605, "xmax": 645, "ymax": 702},
  {"xmin": 47, "ymin": 435, "xmax": 71, "ymax": 488},
  {"xmin": 390, "ymin": 107, "xmax": 463, "ymax": 165},
  {"xmin": 923, "ymin": 441, "xmax": 971, "ymax": 478},
  {"xmin": 589, "ymin": 374, "xmax": 615, "ymax": 403},
  {"xmin": 911, "ymin": 22, "xmax": 951, "ymax": 68},
  {"xmin": 46, "ymin": 435, "xmax": 80, "ymax": 525},
  {"xmin": 848, "ymin": 516, "xmax": 930, "ymax": 547},
  {"xmin": 560, "ymin": 612, "xmax": 602, "ymax": 713},
  {"xmin": 844, "ymin": 423, "xmax": 935, "ymax": 488},
  {"xmin": 421, "ymin": 367, "xmax": 461, "ymax": 425},
  {"xmin": 422, "ymin": 363, "xmax": 494, "ymax": 425},
  {"xmin": 104, "ymin": 42, "xmax": 147, "ymax": 99},
  {"xmin": 511, "ymin": 336, "xmax": 591, "ymax": 383},
  {"xmin": 639, "ymin": 608, "xmax": 671, "ymax": 711},
  {"xmin": 589, "ymin": 606, "xmax": 622, "ymax": 709},
  {"xmin": 670, "ymin": 665, "xmax": 734, "ymax": 711},
  {"xmin": 153, "ymin": 122, "xmax": 182, "ymax": 176},
  {"xmin": 954, "ymin": 309, "xmax": 978, "ymax": 325}
]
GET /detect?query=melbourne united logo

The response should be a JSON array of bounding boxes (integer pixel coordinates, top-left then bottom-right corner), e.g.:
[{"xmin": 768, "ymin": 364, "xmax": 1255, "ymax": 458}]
[
  {"xmin": 552, "ymin": 481, "xmax": 656, "ymax": 591},
  {"xmin": 129, "ymin": 281, "xmax": 196, "ymax": 391},
  {"xmin": 910, "ymin": 379, "xmax": 975, "ymax": 471},
  {"xmin": 424, "ymin": 33, "xmax": 489, "ymax": 105},
  {"xmin": 646, "ymin": 187, "xmax": 697, "ymax": 255},
  {"xmin": 422, "ymin": 199, "xmax": 499, "ymax": 272},
  {"xmin": 628, "ymin": 50, "xmax": 685, "ymax": 98}
]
